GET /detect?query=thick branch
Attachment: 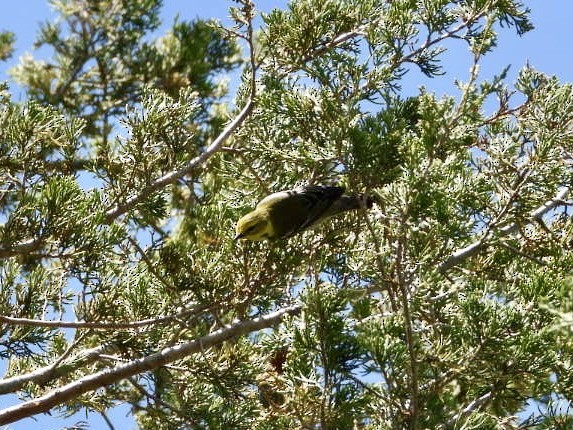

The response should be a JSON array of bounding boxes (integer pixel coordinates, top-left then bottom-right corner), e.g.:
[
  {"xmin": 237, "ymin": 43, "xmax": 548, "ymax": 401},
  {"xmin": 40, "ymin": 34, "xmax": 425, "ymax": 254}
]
[
  {"xmin": 0, "ymin": 305, "xmax": 300, "ymax": 425},
  {"xmin": 0, "ymin": 238, "xmax": 42, "ymax": 258},
  {"xmin": 0, "ymin": 344, "xmax": 110, "ymax": 395},
  {"xmin": 439, "ymin": 187, "xmax": 570, "ymax": 272}
]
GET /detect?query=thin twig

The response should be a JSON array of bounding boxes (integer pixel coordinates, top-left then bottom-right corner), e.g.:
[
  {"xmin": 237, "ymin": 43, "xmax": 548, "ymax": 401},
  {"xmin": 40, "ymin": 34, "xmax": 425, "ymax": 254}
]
[
  {"xmin": 127, "ymin": 376, "xmax": 186, "ymax": 417},
  {"xmin": 100, "ymin": 410, "xmax": 116, "ymax": 430},
  {"xmin": 497, "ymin": 242, "xmax": 547, "ymax": 266},
  {"xmin": 300, "ymin": 28, "xmax": 366, "ymax": 65},
  {"xmin": 363, "ymin": 214, "xmax": 398, "ymax": 311},
  {"xmin": 395, "ymin": 223, "xmax": 419, "ymax": 429},
  {"xmin": 127, "ymin": 236, "xmax": 177, "ymax": 293},
  {"xmin": 443, "ymin": 391, "xmax": 493, "ymax": 428},
  {"xmin": 0, "ymin": 302, "xmax": 212, "ymax": 330},
  {"xmin": 48, "ymin": 331, "xmax": 88, "ymax": 372}
]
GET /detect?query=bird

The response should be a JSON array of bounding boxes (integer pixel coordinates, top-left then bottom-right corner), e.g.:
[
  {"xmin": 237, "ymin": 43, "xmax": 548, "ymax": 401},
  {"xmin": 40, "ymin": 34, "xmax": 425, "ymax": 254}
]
[{"xmin": 235, "ymin": 185, "xmax": 374, "ymax": 241}]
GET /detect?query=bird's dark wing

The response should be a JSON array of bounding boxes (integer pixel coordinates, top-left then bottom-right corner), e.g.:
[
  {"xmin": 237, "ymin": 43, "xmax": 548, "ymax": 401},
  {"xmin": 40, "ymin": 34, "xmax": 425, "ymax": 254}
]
[{"xmin": 269, "ymin": 185, "xmax": 345, "ymax": 238}]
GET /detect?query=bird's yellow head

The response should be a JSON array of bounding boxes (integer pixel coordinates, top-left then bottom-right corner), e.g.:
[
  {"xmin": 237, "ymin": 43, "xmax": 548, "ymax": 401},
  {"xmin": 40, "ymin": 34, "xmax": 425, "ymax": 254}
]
[{"xmin": 235, "ymin": 209, "xmax": 275, "ymax": 241}]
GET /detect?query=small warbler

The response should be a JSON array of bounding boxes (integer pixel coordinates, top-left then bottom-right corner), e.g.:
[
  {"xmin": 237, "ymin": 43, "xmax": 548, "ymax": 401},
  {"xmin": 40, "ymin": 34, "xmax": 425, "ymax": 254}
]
[{"xmin": 235, "ymin": 185, "xmax": 373, "ymax": 241}]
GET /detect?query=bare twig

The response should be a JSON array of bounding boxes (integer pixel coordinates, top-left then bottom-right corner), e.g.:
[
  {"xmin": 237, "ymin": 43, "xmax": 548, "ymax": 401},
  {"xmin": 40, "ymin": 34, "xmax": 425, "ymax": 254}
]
[
  {"xmin": 127, "ymin": 236, "xmax": 176, "ymax": 293},
  {"xmin": 497, "ymin": 242, "xmax": 547, "ymax": 266},
  {"xmin": 363, "ymin": 214, "xmax": 399, "ymax": 311},
  {"xmin": 47, "ymin": 331, "xmax": 88, "ymax": 372},
  {"xmin": 0, "ymin": 302, "xmax": 212, "ymax": 330},
  {"xmin": 127, "ymin": 377, "xmax": 187, "ymax": 417},
  {"xmin": 0, "ymin": 305, "xmax": 300, "ymax": 425},
  {"xmin": 301, "ymin": 28, "xmax": 366, "ymax": 65},
  {"xmin": 100, "ymin": 410, "xmax": 116, "ymax": 430},
  {"xmin": 396, "ymin": 8, "xmax": 488, "ymax": 70}
]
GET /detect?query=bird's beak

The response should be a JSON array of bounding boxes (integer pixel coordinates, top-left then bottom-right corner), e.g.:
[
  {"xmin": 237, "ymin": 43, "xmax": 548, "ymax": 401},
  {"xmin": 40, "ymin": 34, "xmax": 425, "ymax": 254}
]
[{"xmin": 234, "ymin": 233, "xmax": 245, "ymax": 241}]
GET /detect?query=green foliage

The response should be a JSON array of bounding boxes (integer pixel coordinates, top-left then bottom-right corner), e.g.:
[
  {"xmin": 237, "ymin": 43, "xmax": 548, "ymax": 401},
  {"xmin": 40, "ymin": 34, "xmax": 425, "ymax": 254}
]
[
  {"xmin": 1, "ymin": 0, "xmax": 572, "ymax": 429},
  {"xmin": 0, "ymin": 31, "xmax": 15, "ymax": 61}
]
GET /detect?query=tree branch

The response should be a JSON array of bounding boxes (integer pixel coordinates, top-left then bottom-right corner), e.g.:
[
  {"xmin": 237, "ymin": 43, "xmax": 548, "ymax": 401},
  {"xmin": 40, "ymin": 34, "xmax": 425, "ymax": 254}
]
[
  {"xmin": 0, "ymin": 305, "xmax": 300, "ymax": 425},
  {"xmin": 0, "ymin": 344, "xmax": 110, "ymax": 395},
  {"xmin": 0, "ymin": 238, "xmax": 43, "ymax": 258},
  {"xmin": 443, "ymin": 391, "xmax": 492, "ymax": 428},
  {"xmin": 439, "ymin": 187, "xmax": 570, "ymax": 272},
  {"xmin": 103, "ymin": 98, "xmax": 254, "ymax": 223},
  {"xmin": 301, "ymin": 27, "xmax": 366, "ymax": 64},
  {"xmin": 0, "ymin": 302, "xmax": 212, "ymax": 330}
]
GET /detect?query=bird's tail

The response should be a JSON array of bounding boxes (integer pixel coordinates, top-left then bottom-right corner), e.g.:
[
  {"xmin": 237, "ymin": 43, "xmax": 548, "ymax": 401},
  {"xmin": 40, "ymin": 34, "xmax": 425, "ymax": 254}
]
[{"xmin": 325, "ymin": 193, "xmax": 375, "ymax": 218}]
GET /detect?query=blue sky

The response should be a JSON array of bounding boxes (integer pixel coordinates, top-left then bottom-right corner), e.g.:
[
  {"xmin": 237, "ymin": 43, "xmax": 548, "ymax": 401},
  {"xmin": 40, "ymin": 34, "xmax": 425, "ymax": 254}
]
[{"xmin": 0, "ymin": 1, "xmax": 571, "ymax": 429}]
